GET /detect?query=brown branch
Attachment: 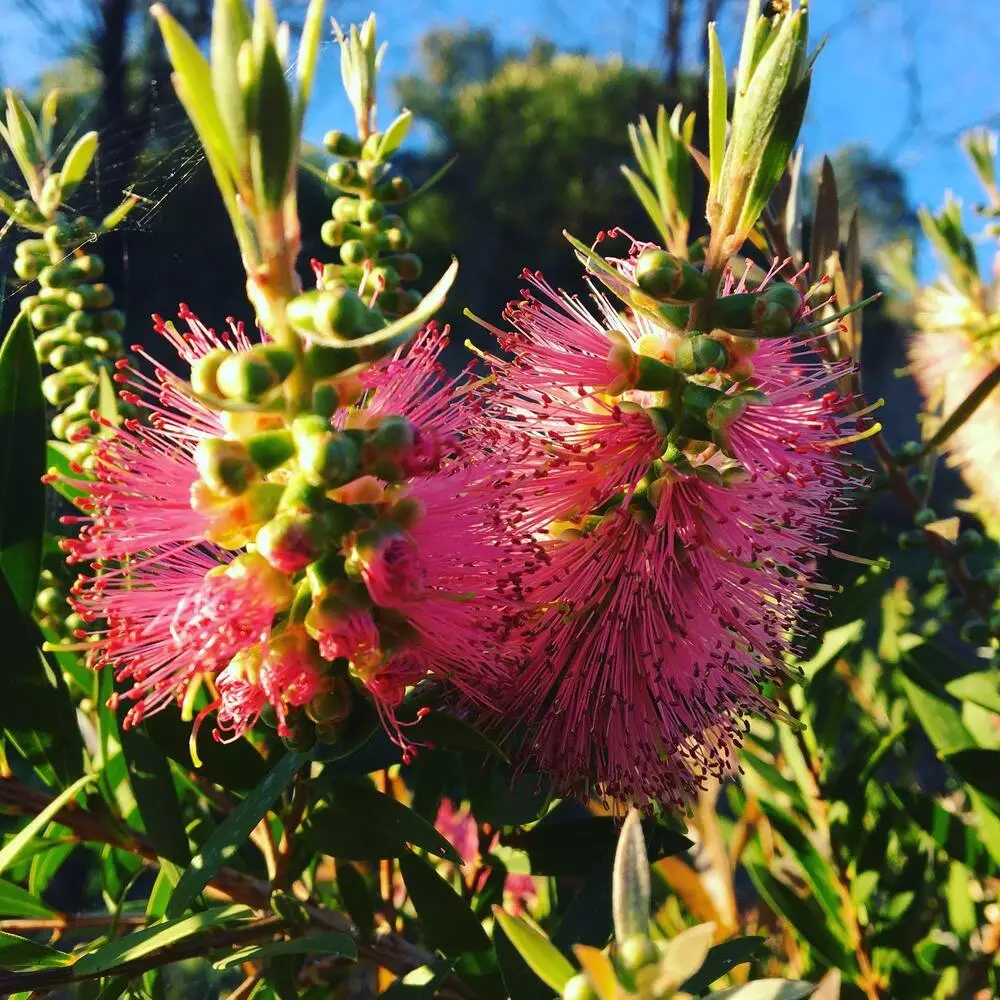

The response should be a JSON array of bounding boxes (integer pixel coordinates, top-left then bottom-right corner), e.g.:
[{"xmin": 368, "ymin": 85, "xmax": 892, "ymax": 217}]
[
  {"xmin": 0, "ymin": 917, "xmax": 285, "ymax": 993},
  {"xmin": 0, "ymin": 914, "xmax": 147, "ymax": 935},
  {"xmin": 0, "ymin": 777, "xmax": 476, "ymax": 1000}
]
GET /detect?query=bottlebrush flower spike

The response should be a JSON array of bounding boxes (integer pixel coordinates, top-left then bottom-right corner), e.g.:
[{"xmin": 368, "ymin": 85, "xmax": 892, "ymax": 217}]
[
  {"xmin": 474, "ymin": 236, "xmax": 861, "ymax": 806},
  {"xmin": 909, "ymin": 325, "xmax": 1000, "ymax": 535}
]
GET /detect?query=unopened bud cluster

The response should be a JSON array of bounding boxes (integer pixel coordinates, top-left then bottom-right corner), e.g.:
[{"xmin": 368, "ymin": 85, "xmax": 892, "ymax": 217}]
[{"xmin": 1, "ymin": 90, "xmax": 137, "ymax": 459}]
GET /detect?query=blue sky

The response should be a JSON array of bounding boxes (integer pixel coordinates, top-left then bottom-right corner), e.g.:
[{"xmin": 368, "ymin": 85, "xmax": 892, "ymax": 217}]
[{"xmin": 3, "ymin": 0, "xmax": 1000, "ymax": 275}]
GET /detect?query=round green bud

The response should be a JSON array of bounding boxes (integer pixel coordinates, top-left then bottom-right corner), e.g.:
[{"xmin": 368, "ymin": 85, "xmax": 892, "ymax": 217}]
[
  {"xmin": 306, "ymin": 679, "xmax": 352, "ymax": 724},
  {"xmin": 761, "ymin": 281, "xmax": 803, "ymax": 314},
  {"xmin": 635, "ymin": 248, "xmax": 680, "ymax": 299},
  {"xmin": 339, "ymin": 239, "xmax": 368, "ymax": 266},
  {"xmin": 49, "ymin": 343, "xmax": 86, "ymax": 369},
  {"xmin": 332, "ymin": 196, "xmax": 360, "ymax": 222},
  {"xmin": 320, "ymin": 219, "xmax": 342, "ymax": 247},
  {"xmin": 958, "ymin": 529, "xmax": 984, "ymax": 553},
  {"xmin": 328, "ymin": 161, "xmax": 360, "ymax": 189},
  {"xmin": 191, "ymin": 348, "xmax": 230, "ymax": 397},
  {"xmin": 69, "ymin": 255, "xmax": 104, "ymax": 281},
  {"xmin": 384, "ymin": 226, "xmax": 412, "ymax": 252},
  {"xmin": 35, "ymin": 586, "xmax": 66, "ymax": 616},
  {"xmin": 927, "ymin": 565, "xmax": 948, "ymax": 585},
  {"xmin": 371, "ymin": 265, "xmax": 400, "ymax": 291},
  {"xmin": 675, "ymin": 334, "xmax": 729, "ymax": 374},
  {"xmin": 358, "ymin": 199, "xmax": 385, "ymax": 224},
  {"xmin": 13, "ymin": 199, "xmax": 45, "ymax": 226},
  {"xmin": 323, "ymin": 131, "xmax": 362, "ymax": 158},
  {"xmin": 562, "ymin": 974, "xmax": 596, "ymax": 1000},
  {"xmin": 618, "ymin": 934, "xmax": 659, "ymax": 973},
  {"xmin": 16, "ymin": 238, "xmax": 49, "ymax": 260},
  {"xmin": 914, "ymin": 508, "xmax": 938, "ymax": 528},
  {"xmin": 215, "ymin": 354, "xmax": 278, "ymax": 402},
  {"xmin": 298, "ymin": 429, "xmax": 359, "ymax": 487},
  {"xmin": 30, "ymin": 303, "xmax": 71, "ymax": 332},
  {"xmin": 65, "ymin": 283, "xmax": 114, "ymax": 311},
  {"xmin": 897, "ymin": 530, "xmax": 925, "ymax": 550},
  {"xmin": 984, "ymin": 567, "xmax": 1000, "ymax": 587},
  {"xmin": 960, "ymin": 619, "xmax": 990, "ymax": 646},
  {"xmin": 194, "ymin": 437, "xmax": 256, "ymax": 497},
  {"xmin": 910, "ymin": 472, "xmax": 930, "ymax": 493},
  {"xmin": 315, "ymin": 286, "xmax": 368, "ymax": 339},
  {"xmin": 13, "ymin": 256, "xmax": 41, "ymax": 281}
]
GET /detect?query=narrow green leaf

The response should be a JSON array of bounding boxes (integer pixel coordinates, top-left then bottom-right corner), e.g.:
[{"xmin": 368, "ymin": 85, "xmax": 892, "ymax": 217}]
[
  {"xmin": 946, "ymin": 861, "xmax": 976, "ymax": 937},
  {"xmin": 295, "ymin": 0, "xmax": 326, "ymax": 131},
  {"xmin": 744, "ymin": 862, "xmax": 855, "ymax": 971},
  {"xmin": 492, "ymin": 909, "xmax": 575, "ymax": 994},
  {"xmin": 707, "ymin": 22, "xmax": 727, "ymax": 197},
  {"xmin": 308, "ymin": 778, "xmax": 462, "ymax": 863},
  {"xmin": 495, "ymin": 922, "xmax": 557, "ymax": 1000},
  {"xmin": 899, "ymin": 672, "xmax": 973, "ymax": 757},
  {"xmin": 59, "ymin": 131, "xmax": 99, "ymax": 200},
  {"xmin": 0, "ymin": 773, "xmax": 95, "ymax": 877},
  {"xmin": 411, "ymin": 710, "xmax": 508, "ymax": 762},
  {"xmin": 612, "ymin": 809, "xmax": 649, "ymax": 944},
  {"xmin": 399, "ymin": 850, "xmax": 491, "ymax": 956},
  {"xmin": 211, "ymin": 0, "xmax": 252, "ymax": 162},
  {"xmin": 381, "ymin": 962, "xmax": 456, "ymax": 1000},
  {"xmin": 660, "ymin": 923, "xmax": 717, "ymax": 988},
  {"xmin": 0, "ymin": 877, "xmax": 57, "ymax": 918},
  {"xmin": 0, "ymin": 311, "xmax": 46, "ymax": 613},
  {"xmin": 252, "ymin": 35, "xmax": 293, "ymax": 207},
  {"xmin": 378, "ymin": 109, "xmax": 413, "ymax": 160},
  {"xmin": 758, "ymin": 801, "xmax": 848, "ymax": 938},
  {"xmin": 679, "ymin": 936, "xmax": 765, "ymax": 994},
  {"xmin": 213, "ymin": 931, "xmax": 356, "ymax": 970},
  {"xmin": 74, "ymin": 904, "xmax": 254, "ymax": 975},
  {"xmin": 621, "ymin": 166, "xmax": 669, "ymax": 246},
  {"xmin": 0, "ymin": 930, "xmax": 72, "ymax": 969},
  {"xmin": 335, "ymin": 861, "xmax": 375, "ymax": 936},
  {"xmin": 713, "ymin": 981, "xmax": 815, "ymax": 1000},
  {"xmin": 166, "ymin": 752, "xmax": 308, "ymax": 917},
  {"xmin": 46, "ymin": 441, "xmax": 86, "ymax": 505}
]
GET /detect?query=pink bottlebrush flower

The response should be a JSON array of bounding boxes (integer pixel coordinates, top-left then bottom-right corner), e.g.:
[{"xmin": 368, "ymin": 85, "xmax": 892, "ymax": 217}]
[
  {"xmin": 474, "ymin": 241, "xmax": 859, "ymax": 806},
  {"xmin": 434, "ymin": 798, "xmax": 537, "ymax": 915},
  {"xmin": 909, "ymin": 326, "xmax": 1000, "ymax": 533}
]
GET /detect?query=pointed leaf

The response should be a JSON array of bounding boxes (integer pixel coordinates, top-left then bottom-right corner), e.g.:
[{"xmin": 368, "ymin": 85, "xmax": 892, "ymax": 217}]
[
  {"xmin": 213, "ymin": 931, "xmax": 356, "ymax": 969},
  {"xmin": 571, "ymin": 945, "xmax": 617, "ymax": 1000},
  {"xmin": 0, "ymin": 312, "xmax": 46, "ymax": 614},
  {"xmin": 378, "ymin": 109, "xmax": 413, "ymax": 160},
  {"xmin": 0, "ymin": 877, "xmax": 57, "ymax": 918},
  {"xmin": 493, "ymin": 908, "xmax": 575, "ymax": 994},
  {"xmin": 0, "ymin": 930, "xmax": 72, "ymax": 969},
  {"xmin": 612, "ymin": 809, "xmax": 650, "ymax": 944},
  {"xmin": 399, "ymin": 851, "xmax": 490, "ymax": 956},
  {"xmin": 713, "ymin": 981, "xmax": 815, "ymax": 1000},
  {"xmin": 707, "ymin": 22, "xmax": 727, "ymax": 196},
  {"xmin": 660, "ymin": 922, "xmax": 716, "ymax": 987},
  {"xmin": 59, "ymin": 131, "xmax": 98, "ymax": 200},
  {"xmin": 165, "ymin": 752, "xmax": 308, "ymax": 917},
  {"xmin": 295, "ymin": 0, "xmax": 327, "ymax": 132},
  {"xmin": 679, "ymin": 936, "xmax": 766, "ymax": 994}
]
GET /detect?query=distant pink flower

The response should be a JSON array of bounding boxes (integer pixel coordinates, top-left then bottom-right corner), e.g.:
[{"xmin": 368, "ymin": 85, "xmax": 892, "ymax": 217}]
[
  {"xmin": 910, "ymin": 327, "xmax": 1000, "ymax": 533},
  {"xmin": 434, "ymin": 798, "xmax": 537, "ymax": 914},
  {"xmin": 475, "ymin": 241, "xmax": 858, "ymax": 805}
]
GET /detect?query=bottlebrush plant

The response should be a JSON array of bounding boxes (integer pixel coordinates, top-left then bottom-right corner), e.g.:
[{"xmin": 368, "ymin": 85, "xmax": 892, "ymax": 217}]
[{"xmin": 0, "ymin": 2, "xmax": 996, "ymax": 999}]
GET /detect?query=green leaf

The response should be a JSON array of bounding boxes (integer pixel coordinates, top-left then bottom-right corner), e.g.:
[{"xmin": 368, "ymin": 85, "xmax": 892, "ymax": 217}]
[
  {"xmin": 308, "ymin": 778, "xmax": 462, "ymax": 864},
  {"xmin": 380, "ymin": 962, "xmax": 456, "ymax": 1000},
  {"xmin": 0, "ymin": 311, "xmax": 46, "ymax": 614},
  {"xmin": 707, "ymin": 22, "xmax": 727, "ymax": 196},
  {"xmin": 679, "ymin": 936, "xmax": 766, "ymax": 994},
  {"xmin": 378, "ymin": 109, "xmax": 413, "ymax": 160},
  {"xmin": 73, "ymin": 904, "xmax": 254, "ymax": 975},
  {"xmin": 502, "ymin": 814, "xmax": 690, "ymax": 877},
  {"xmin": 335, "ymin": 861, "xmax": 375, "ymax": 937},
  {"xmin": 59, "ymin": 130, "xmax": 99, "ymax": 200},
  {"xmin": 899, "ymin": 672, "xmax": 973, "ymax": 757},
  {"xmin": 494, "ymin": 922, "xmax": 558, "ymax": 1000},
  {"xmin": 0, "ymin": 575, "xmax": 83, "ymax": 787},
  {"xmin": 946, "ymin": 671, "xmax": 1000, "ymax": 714},
  {"xmin": 713, "ymin": 981, "xmax": 815, "ymax": 1000},
  {"xmin": 740, "ymin": 748, "xmax": 809, "ymax": 812},
  {"xmin": 398, "ymin": 850, "xmax": 491, "ymax": 956},
  {"xmin": 611, "ymin": 809, "xmax": 650, "ymax": 944},
  {"xmin": 0, "ymin": 773, "xmax": 94, "ymax": 877},
  {"xmin": 295, "ymin": 0, "xmax": 326, "ymax": 131},
  {"xmin": 45, "ymin": 441, "xmax": 86, "ymax": 505},
  {"xmin": 892, "ymin": 789, "xmax": 982, "ymax": 868},
  {"xmin": 0, "ymin": 930, "xmax": 72, "ymax": 969},
  {"xmin": 210, "ymin": 0, "xmax": 251, "ymax": 163},
  {"xmin": 621, "ymin": 166, "xmax": 669, "ymax": 246},
  {"xmin": 166, "ymin": 752, "xmax": 308, "ymax": 917},
  {"xmin": 942, "ymin": 748, "xmax": 1000, "ymax": 799},
  {"xmin": 213, "ymin": 931, "xmax": 356, "ymax": 970},
  {"xmin": 744, "ymin": 862, "xmax": 855, "ymax": 972},
  {"xmin": 492, "ymin": 909, "xmax": 575, "ymax": 994},
  {"xmin": 758, "ymin": 801, "xmax": 848, "ymax": 939},
  {"xmin": 0, "ymin": 877, "xmax": 57, "ymax": 918},
  {"xmin": 252, "ymin": 35, "xmax": 293, "ymax": 207},
  {"xmin": 946, "ymin": 861, "xmax": 976, "ymax": 937},
  {"xmin": 411, "ymin": 710, "xmax": 508, "ymax": 762},
  {"xmin": 97, "ymin": 366, "xmax": 119, "ymax": 427},
  {"xmin": 117, "ymin": 714, "xmax": 191, "ymax": 866}
]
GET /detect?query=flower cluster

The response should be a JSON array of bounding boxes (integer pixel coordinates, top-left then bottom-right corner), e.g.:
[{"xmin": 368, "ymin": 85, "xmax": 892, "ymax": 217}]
[
  {"xmin": 55, "ymin": 309, "xmax": 522, "ymax": 759},
  {"xmin": 471, "ymin": 235, "xmax": 859, "ymax": 806}
]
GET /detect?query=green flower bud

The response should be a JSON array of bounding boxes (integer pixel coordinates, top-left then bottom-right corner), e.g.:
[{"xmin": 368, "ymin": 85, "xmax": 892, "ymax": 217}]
[
  {"xmin": 64, "ymin": 283, "xmax": 114, "ymax": 311},
  {"xmin": 35, "ymin": 328, "xmax": 77, "ymax": 364},
  {"xmin": 328, "ymin": 160, "xmax": 361, "ymax": 190},
  {"xmin": 49, "ymin": 343, "xmax": 86, "ymax": 370},
  {"xmin": 762, "ymin": 281, "xmax": 804, "ymax": 315},
  {"xmin": 312, "ymin": 383, "xmax": 340, "ymax": 418},
  {"xmin": 246, "ymin": 429, "xmax": 295, "ymax": 472},
  {"xmin": 332, "ymin": 196, "xmax": 361, "ymax": 222},
  {"xmin": 191, "ymin": 348, "xmax": 231, "ymax": 397},
  {"xmin": 618, "ymin": 934, "xmax": 658, "ymax": 973},
  {"xmin": 314, "ymin": 286, "xmax": 369, "ymax": 339},
  {"xmin": 675, "ymin": 334, "xmax": 729, "ymax": 374},
  {"xmin": 371, "ymin": 264, "xmax": 400, "ymax": 291},
  {"xmin": 383, "ymin": 225, "xmax": 412, "ymax": 252},
  {"xmin": 13, "ymin": 256, "xmax": 41, "ymax": 281},
  {"xmin": 96, "ymin": 309, "xmax": 126, "ymax": 334},
  {"xmin": 339, "ymin": 239, "xmax": 368, "ymax": 266},
  {"xmin": 30, "ymin": 302, "xmax": 71, "ymax": 332},
  {"xmin": 13, "ymin": 199, "xmax": 46, "ymax": 226},
  {"xmin": 323, "ymin": 131, "xmax": 362, "ymax": 158},
  {"xmin": 562, "ymin": 974, "xmax": 596, "ymax": 1000},
  {"xmin": 960, "ymin": 619, "xmax": 990, "ymax": 646},
  {"xmin": 215, "ymin": 353, "xmax": 280, "ymax": 402},
  {"xmin": 320, "ymin": 219, "xmax": 341, "ymax": 247},
  {"xmin": 256, "ymin": 510, "xmax": 325, "ymax": 574},
  {"xmin": 38, "ymin": 263, "xmax": 75, "ymax": 288},
  {"xmin": 914, "ymin": 508, "xmax": 938, "ymax": 528},
  {"xmin": 42, "ymin": 365, "xmax": 94, "ymax": 406},
  {"xmin": 306, "ymin": 678, "xmax": 352, "ymax": 724},
  {"xmin": 69, "ymin": 255, "xmax": 104, "ymax": 281},
  {"xmin": 294, "ymin": 415, "xmax": 360, "ymax": 487},
  {"xmin": 358, "ymin": 199, "xmax": 384, "ymax": 224},
  {"xmin": 373, "ymin": 175, "xmax": 412, "ymax": 202},
  {"xmin": 709, "ymin": 292, "xmax": 758, "ymax": 333},
  {"xmin": 751, "ymin": 299, "xmax": 793, "ymax": 338},
  {"xmin": 635, "ymin": 247, "xmax": 708, "ymax": 303},
  {"xmin": 194, "ymin": 437, "xmax": 257, "ymax": 496},
  {"xmin": 958, "ymin": 529, "xmax": 984, "ymax": 553},
  {"xmin": 36, "ymin": 586, "xmax": 66, "ymax": 616},
  {"xmin": 16, "ymin": 238, "xmax": 50, "ymax": 260}
]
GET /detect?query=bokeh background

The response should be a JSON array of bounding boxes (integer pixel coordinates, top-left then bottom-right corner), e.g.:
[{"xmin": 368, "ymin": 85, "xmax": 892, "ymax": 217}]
[{"xmin": 2, "ymin": 0, "xmax": 999, "ymax": 443}]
